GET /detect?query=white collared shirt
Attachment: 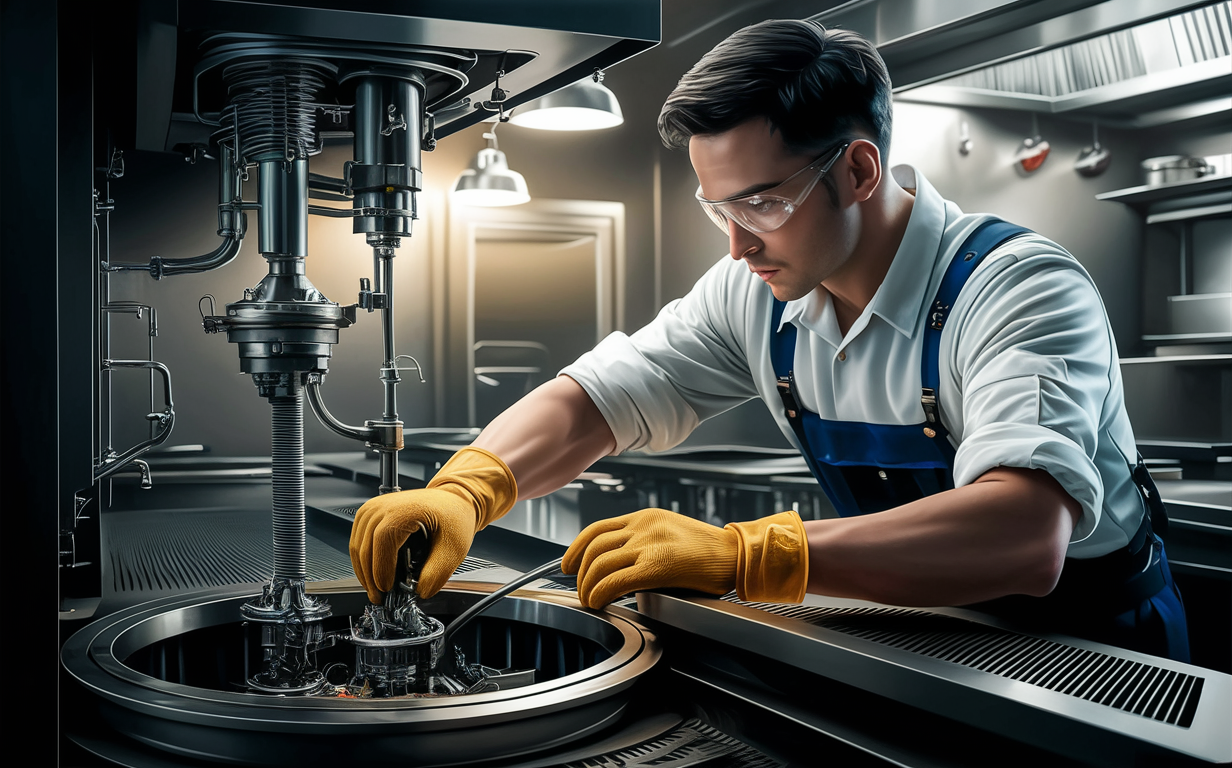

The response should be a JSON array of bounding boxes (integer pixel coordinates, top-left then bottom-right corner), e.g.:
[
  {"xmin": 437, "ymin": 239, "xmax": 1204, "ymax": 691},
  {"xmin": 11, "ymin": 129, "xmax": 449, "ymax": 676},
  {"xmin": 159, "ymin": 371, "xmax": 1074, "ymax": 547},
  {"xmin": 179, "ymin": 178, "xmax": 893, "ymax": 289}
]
[{"xmin": 562, "ymin": 166, "xmax": 1145, "ymax": 558}]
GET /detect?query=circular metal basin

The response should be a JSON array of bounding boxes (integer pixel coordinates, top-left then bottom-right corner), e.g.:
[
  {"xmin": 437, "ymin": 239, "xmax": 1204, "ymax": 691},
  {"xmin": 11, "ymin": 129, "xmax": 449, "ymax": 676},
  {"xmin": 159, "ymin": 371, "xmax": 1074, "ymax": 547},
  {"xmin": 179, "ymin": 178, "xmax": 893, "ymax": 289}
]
[{"xmin": 62, "ymin": 584, "xmax": 659, "ymax": 766}]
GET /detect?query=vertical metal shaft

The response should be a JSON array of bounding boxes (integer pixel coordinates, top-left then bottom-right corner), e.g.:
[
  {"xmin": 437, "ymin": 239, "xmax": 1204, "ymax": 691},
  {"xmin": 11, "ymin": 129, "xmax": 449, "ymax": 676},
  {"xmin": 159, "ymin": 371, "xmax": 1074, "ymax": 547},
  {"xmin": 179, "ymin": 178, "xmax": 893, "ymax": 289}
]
[
  {"xmin": 270, "ymin": 385, "xmax": 306, "ymax": 579},
  {"xmin": 380, "ymin": 248, "xmax": 398, "ymax": 420},
  {"xmin": 379, "ymin": 246, "xmax": 400, "ymax": 495}
]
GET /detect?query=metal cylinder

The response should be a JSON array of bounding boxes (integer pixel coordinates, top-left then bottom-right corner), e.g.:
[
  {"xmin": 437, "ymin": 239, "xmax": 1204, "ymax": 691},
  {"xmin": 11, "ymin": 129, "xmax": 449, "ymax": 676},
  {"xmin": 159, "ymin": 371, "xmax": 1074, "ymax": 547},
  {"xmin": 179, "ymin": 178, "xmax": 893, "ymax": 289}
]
[
  {"xmin": 351, "ymin": 74, "xmax": 423, "ymax": 238},
  {"xmin": 258, "ymin": 158, "xmax": 309, "ymax": 257},
  {"xmin": 353, "ymin": 76, "xmax": 422, "ymax": 167},
  {"xmin": 270, "ymin": 387, "xmax": 306, "ymax": 579},
  {"xmin": 216, "ymin": 143, "xmax": 243, "ymax": 237}
]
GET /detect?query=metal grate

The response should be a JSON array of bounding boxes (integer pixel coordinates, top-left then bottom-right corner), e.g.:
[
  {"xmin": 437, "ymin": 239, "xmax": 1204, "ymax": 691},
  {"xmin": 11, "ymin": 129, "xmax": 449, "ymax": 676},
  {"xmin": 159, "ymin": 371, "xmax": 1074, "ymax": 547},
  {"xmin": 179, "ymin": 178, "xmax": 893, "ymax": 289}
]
[
  {"xmin": 562, "ymin": 718, "xmax": 782, "ymax": 767},
  {"xmin": 107, "ymin": 508, "xmax": 354, "ymax": 593},
  {"xmin": 724, "ymin": 596, "xmax": 1205, "ymax": 728},
  {"xmin": 454, "ymin": 556, "xmax": 502, "ymax": 574}
]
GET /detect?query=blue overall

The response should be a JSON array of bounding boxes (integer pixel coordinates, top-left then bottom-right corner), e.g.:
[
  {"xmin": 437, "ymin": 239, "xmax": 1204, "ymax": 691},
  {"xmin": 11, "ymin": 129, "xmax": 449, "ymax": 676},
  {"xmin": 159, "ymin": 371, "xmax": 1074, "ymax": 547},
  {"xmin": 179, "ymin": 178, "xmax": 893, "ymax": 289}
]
[{"xmin": 770, "ymin": 218, "xmax": 1190, "ymax": 662}]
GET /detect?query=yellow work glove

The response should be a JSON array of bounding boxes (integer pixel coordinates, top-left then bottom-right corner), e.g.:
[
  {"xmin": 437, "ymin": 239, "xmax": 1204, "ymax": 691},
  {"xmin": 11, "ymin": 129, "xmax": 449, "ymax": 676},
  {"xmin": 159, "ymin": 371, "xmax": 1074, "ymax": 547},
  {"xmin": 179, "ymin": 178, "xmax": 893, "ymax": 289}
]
[
  {"xmin": 349, "ymin": 447, "xmax": 517, "ymax": 603},
  {"xmin": 561, "ymin": 508, "xmax": 809, "ymax": 609}
]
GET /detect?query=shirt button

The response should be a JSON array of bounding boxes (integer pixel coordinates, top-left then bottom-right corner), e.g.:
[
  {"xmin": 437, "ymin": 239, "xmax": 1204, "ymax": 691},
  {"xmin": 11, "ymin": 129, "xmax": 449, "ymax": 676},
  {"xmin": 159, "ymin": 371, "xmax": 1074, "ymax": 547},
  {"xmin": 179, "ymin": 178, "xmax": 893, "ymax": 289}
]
[{"xmin": 837, "ymin": 351, "xmax": 847, "ymax": 362}]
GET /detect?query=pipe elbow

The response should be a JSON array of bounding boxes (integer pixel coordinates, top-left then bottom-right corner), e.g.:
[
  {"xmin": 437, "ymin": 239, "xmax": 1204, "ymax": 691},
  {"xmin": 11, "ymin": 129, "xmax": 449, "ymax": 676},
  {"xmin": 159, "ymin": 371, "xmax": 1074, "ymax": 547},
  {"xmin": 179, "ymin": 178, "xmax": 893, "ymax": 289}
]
[{"xmin": 152, "ymin": 231, "xmax": 244, "ymax": 279}]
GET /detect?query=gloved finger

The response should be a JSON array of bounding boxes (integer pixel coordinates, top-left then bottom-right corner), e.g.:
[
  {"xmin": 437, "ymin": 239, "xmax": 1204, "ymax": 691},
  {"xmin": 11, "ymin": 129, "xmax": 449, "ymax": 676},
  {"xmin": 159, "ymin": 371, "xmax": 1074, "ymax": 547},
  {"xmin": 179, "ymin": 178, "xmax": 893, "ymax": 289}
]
[
  {"xmin": 349, "ymin": 538, "xmax": 371, "ymax": 602},
  {"xmin": 371, "ymin": 519, "xmax": 419, "ymax": 600},
  {"xmin": 582, "ymin": 553, "xmax": 654, "ymax": 609},
  {"xmin": 349, "ymin": 497, "xmax": 389, "ymax": 595},
  {"xmin": 562, "ymin": 514, "xmax": 635, "ymax": 574},
  {"xmin": 577, "ymin": 528, "xmax": 633, "ymax": 581},
  {"xmin": 577, "ymin": 546, "xmax": 638, "ymax": 608},
  {"xmin": 415, "ymin": 528, "xmax": 470, "ymax": 598}
]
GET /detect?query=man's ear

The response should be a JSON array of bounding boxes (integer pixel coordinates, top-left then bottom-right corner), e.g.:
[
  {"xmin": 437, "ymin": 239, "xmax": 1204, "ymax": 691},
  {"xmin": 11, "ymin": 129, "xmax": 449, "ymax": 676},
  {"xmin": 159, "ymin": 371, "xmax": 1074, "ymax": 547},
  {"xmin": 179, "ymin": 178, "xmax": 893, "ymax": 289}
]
[{"xmin": 846, "ymin": 140, "xmax": 882, "ymax": 204}]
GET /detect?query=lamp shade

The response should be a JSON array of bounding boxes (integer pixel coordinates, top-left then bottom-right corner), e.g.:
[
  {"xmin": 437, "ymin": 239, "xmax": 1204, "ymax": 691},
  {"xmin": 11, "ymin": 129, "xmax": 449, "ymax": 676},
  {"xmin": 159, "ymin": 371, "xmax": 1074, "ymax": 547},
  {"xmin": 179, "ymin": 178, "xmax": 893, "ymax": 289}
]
[
  {"xmin": 507, "ymin": 77, "xmax": 623, "ymax": 131},
  {"xmin": 452, "ymin": 146, "xmax": 530, "ymax": 207}
]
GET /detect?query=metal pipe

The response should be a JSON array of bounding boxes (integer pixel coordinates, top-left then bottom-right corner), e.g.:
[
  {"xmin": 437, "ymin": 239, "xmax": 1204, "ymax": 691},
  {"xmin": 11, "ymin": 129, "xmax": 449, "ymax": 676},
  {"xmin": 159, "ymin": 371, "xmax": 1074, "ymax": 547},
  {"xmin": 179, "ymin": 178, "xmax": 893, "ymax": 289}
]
[
  {"xmin": 270, "ymin": 385, "xmax": 306, "ymax": 580},
  {"xmin": 94, "ymin": 360, "xmax": 175, "ymax": 484},
  {"xmin": 107, "ymin": 145, "xmax": 247, "ymax": 279},
  {"xmin": 258, "ymin": 157, "xmax": 309, "ymax": 257},
  {"xmin": 379, "ymin": 247, "xmax": 398, "ymax": 420},
  {"xmin": 303, "ymin": 373, "xmax": 374, "ymax": 443}
]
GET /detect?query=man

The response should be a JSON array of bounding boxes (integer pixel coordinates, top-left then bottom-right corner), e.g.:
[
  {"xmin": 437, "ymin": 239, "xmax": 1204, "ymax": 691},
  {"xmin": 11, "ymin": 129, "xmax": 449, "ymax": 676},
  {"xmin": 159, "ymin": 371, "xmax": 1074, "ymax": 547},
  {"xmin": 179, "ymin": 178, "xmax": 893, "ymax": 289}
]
[{"xmin": 350, "ymin": 20, "xmax": 1188, "ymax": 661}]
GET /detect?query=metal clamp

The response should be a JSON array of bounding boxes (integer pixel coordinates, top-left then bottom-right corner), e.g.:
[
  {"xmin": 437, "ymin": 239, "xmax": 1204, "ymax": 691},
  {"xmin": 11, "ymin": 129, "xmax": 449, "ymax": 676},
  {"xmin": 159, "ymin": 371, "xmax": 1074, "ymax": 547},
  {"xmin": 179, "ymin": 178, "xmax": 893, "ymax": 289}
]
[
  {"xmin": 380, "ymin": 103, "xmax": 407, "ymax": 136},
  {"xmin": 308, "ymin": 205, "xmax": 414, "ymax": 219},
  {"xmin": 199, "ymin": 295, "xmax": 227, "ymax": 334}
]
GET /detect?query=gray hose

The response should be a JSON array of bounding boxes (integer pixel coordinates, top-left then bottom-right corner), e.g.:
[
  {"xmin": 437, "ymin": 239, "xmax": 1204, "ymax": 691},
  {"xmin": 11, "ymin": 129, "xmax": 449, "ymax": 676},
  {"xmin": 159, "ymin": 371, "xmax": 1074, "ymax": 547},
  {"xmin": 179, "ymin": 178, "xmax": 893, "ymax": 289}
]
[
  {"xmin": 270, "ymin": 388, "xmax": 306, "ymax": 579},
  {"xmin": 441, "ymin": 557, "xmax": 565, "ymax": 648}
]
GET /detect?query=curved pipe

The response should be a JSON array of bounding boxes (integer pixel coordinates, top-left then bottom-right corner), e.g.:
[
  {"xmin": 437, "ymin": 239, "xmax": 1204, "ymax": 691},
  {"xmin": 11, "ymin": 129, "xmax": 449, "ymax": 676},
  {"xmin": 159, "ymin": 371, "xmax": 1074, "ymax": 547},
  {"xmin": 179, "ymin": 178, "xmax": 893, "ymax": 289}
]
[
  {"xmin": 146, "ymin": 230, "xmax": 243, "ymax": 279},
  {"xmin": 105, "ymin": 144, "xmax": 246, "ymax": 279},
  {"xmin": 303, "ymin": 373, "xmax": 375, "ymax": 444},
  {"xmin": 95, "ymin": 360, "xmax": 175, "ymax": 483}
]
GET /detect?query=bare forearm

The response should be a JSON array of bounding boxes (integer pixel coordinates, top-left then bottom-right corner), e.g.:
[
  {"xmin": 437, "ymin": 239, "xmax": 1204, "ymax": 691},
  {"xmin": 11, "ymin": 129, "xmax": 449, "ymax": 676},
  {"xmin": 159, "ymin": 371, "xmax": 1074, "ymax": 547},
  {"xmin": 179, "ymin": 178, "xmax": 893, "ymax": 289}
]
[
  {"xmin": 804, "ymin": 468, "xmax": 1081, "ymax": 606},
  {"xmin": 472, "ymin": 375, "xmax": 616, "ymax": 500}
]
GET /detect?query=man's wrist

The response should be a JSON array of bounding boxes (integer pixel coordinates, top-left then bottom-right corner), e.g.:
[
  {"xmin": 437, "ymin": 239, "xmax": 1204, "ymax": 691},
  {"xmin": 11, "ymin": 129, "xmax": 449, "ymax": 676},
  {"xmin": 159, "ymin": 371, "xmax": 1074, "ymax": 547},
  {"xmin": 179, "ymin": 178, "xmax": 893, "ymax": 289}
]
[
  {"xmin": 726, "ymin": 510, "xmax": 809, "ymax": 603},
  {"xmin": 429, "ymin": 446, "xmax": 519, "ymax": 529}
]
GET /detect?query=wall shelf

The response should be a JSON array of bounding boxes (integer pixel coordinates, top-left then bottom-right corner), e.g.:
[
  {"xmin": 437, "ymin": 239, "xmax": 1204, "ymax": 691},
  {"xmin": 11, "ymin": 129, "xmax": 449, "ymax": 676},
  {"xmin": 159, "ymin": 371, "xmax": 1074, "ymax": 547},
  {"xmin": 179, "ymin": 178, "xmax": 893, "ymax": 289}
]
[
  {"xmin": 1095, "ymin": 174, "xmax": 1232, "ymax": 206},
  {"xmin": 1142, "ymin": 332, "xmax": 1232, "ymax": 343}
]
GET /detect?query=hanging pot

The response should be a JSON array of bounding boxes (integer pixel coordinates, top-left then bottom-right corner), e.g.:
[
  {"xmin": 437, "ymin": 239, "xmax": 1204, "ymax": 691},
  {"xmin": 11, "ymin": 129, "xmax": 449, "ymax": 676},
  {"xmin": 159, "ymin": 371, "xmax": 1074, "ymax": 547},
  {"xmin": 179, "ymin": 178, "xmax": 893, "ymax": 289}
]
[
  {"xmin": 1014, "ymin": 114, "xmax": 1049, "ymax": 173},
  {"xmin": 1015, "ymin": 135, "xmax": 1051, "ymax": 173},
  {"xmin": 1075, "ymin": 122, "xmax": 1111, "ymax": 177}
]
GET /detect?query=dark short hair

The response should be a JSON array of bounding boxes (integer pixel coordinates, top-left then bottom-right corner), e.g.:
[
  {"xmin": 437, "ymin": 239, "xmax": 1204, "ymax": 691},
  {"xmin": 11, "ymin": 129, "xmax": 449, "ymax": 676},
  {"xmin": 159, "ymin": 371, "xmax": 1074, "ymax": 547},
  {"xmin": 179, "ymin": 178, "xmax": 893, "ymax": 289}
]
[{"xmin": 658, "ymin": 20, "xmax": 893, "ymax": 159}]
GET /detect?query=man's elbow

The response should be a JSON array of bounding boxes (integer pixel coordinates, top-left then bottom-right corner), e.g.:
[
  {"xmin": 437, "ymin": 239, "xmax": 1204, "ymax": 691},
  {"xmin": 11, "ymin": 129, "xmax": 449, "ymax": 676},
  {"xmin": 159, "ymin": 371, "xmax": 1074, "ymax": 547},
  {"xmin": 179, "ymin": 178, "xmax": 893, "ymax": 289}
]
[
  {"xmin": 1020, "ymin": 534, "xmax": 1069, "ymax": 597},
  {"xmin": 1020, "ymin": 483, "xmax": 1080, "ymax": 598},
  {"xmin": 983, "ymin": 467, "xmax": 1081, "ymax": 598}
]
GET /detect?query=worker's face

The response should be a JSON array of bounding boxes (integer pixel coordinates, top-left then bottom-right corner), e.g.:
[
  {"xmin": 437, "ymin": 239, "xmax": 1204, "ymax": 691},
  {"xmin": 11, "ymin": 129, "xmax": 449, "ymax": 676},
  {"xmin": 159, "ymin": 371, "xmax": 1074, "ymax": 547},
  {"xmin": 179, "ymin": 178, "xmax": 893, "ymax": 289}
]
[{"xmin": 690, "ymin": 118, "xmax": 858, "ymax": 302}]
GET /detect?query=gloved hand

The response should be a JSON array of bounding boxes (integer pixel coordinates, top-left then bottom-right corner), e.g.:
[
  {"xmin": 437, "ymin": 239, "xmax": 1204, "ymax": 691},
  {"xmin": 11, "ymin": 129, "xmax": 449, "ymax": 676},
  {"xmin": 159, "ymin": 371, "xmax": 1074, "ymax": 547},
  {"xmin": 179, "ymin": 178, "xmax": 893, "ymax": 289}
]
[
  {"xmin": 349, "ymin": 447, "xmax": 517, "ymax": 603},
  {"xmin": 561, "ymin": 508, "xmax": 809, "ymax": 609}
]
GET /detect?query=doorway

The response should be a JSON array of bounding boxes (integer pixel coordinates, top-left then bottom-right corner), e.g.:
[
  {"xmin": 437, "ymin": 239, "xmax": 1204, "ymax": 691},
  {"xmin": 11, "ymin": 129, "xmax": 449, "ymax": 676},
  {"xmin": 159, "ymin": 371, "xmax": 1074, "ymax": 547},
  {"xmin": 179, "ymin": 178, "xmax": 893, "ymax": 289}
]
[{"xmin": 443, "ymin": 199, "xmax": 626, "ymax": 425}]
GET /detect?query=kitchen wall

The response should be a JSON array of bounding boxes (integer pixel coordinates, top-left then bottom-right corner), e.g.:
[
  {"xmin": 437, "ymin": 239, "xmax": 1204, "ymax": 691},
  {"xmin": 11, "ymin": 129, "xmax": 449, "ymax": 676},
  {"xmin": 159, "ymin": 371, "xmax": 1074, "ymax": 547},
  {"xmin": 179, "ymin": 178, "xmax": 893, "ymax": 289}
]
[{"xmin": 107, "ymin": 5, "xmax": 1231, "ymax": 458}]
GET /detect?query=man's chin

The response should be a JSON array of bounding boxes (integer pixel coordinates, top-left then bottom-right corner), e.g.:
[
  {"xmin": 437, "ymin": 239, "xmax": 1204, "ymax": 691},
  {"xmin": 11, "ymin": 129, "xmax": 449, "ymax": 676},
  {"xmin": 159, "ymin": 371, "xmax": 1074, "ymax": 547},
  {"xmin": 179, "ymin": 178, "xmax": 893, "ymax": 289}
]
[{"xmin": 769, "ymin": 283, "xmax": 809, "ymax": 303}]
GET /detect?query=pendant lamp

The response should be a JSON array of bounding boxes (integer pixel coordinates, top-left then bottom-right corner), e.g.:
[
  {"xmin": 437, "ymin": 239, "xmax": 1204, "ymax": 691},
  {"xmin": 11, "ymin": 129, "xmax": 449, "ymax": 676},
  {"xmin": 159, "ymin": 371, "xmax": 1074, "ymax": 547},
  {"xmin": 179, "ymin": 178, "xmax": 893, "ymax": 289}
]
[
  {"xmin": 507, "ymin": 71, "xmax": 623, "ymax": 131},
  {"xmin": 452, "ymin": 129, "xmax": 531, "ymax": 207}
]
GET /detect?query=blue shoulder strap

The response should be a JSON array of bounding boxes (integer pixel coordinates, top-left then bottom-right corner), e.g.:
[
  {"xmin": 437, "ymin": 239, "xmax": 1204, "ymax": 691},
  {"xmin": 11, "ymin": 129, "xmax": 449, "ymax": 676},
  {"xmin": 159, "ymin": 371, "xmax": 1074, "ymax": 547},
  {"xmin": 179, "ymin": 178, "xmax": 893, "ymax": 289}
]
[
  {"xmin": 919, "ymin": 218, "xmax": 1032, "ymax": 450},
  {"xmin": 769, "ymin": 217, "xmax": 1032, "ymax": 459}
]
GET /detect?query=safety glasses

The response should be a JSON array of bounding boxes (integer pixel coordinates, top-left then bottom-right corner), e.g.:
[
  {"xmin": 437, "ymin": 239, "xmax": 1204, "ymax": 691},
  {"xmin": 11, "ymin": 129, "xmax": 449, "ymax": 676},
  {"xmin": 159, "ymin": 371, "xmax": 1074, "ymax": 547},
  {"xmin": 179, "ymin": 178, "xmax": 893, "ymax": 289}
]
[{"xmin": 696, "ymin": 142, "xmax": 850, "ymax": 234}]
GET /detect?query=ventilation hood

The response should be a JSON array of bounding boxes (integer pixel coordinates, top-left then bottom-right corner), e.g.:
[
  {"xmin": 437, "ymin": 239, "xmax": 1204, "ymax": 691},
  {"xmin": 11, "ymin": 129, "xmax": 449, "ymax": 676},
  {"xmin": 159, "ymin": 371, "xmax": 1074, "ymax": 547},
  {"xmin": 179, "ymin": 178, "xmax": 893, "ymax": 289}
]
[{"xmin": 887, "ymin": 0, "xmax": 1231, "ymax": 127}]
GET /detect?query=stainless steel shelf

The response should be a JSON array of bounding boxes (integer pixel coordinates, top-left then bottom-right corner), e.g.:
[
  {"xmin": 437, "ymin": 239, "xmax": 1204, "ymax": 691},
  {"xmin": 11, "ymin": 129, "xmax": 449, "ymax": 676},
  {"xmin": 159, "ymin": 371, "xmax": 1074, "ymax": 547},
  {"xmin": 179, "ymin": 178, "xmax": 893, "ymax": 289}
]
[
  {"xmin": 1142, "ymin": 332, "xmax": 1232, "ymax": 343},
  {"xmin": 1096, "ymin": 174, "xmax": 1232, "ymax": 205}
]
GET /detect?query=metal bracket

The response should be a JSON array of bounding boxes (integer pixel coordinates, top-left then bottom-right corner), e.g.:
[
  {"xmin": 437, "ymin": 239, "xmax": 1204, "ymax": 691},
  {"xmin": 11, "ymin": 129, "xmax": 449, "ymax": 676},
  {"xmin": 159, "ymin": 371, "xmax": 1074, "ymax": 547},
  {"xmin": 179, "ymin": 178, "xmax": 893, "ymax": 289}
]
[
  {"xmin": 385, "ymin": 354, "xmax": 426, "ymax": 383},
  {"xmin": 381, "ymin": 103, "xmax": 408, "ymax": 136}
]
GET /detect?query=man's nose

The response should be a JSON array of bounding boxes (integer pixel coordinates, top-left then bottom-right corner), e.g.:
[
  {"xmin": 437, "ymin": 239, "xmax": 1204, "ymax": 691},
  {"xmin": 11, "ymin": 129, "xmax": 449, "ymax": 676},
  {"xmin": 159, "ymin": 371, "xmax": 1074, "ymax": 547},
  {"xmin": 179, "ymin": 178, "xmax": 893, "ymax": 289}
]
[{"xmin": 728, "ymin": 218, "xmax": 763, "ymax": 260}]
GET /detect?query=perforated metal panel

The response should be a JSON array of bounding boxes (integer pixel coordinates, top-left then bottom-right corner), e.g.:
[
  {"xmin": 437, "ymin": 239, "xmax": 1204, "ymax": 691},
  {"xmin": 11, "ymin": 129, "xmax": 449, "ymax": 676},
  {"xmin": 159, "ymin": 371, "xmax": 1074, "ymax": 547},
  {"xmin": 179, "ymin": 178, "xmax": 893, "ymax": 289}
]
[
  {"xmin": 106, "ymin": 507, "xmax": 353, "ymax": 593},
  {"xmin": 726, "ymin": 598, "xmax": 1205, "ymax": 728},
  {"xmin": 562, "ymin": 719, "xmax": 782, "ymax": 768}
]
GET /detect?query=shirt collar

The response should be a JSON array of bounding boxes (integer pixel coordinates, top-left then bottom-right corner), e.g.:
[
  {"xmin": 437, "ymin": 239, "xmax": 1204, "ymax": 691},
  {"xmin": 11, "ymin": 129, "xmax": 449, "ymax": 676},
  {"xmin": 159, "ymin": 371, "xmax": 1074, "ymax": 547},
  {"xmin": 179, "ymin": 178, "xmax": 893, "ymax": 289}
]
[{"xmin": 774, "ymin": 164, "xmax": 946, "ymax": 340}]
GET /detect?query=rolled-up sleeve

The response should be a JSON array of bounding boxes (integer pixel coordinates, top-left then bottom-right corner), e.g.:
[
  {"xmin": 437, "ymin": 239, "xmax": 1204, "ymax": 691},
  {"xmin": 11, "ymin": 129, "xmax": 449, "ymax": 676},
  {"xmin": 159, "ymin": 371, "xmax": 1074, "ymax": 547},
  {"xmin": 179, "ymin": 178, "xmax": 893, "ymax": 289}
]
[
  {"xmin": 562, "ymin": 259, "xmax": 762, "ymax": 453},
  {"xmin": 946, "ymin": 251, "xmax": 1118, "ymax": 543}
]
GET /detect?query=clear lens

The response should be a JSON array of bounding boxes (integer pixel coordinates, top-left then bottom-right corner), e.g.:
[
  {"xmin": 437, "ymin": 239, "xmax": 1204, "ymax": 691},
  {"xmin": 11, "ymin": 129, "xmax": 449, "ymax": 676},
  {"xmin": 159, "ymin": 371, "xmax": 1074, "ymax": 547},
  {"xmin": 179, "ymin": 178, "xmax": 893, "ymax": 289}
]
[
  {"xmin": 701, "ymin": 197, "xmax": 795, "ymax": 234},
  {"xmin": 696, "ymin": 141, "xmax": 849, "ymax": 236}
]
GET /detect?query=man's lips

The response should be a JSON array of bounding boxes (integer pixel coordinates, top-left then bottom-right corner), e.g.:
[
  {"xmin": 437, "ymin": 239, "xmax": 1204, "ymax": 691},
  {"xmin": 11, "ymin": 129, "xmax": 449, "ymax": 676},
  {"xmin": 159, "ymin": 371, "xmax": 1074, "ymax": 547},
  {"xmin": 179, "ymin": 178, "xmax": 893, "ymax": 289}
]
[{"xmin": 750, "ymin": 267, "xmax": 779, "ymax": 282}]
